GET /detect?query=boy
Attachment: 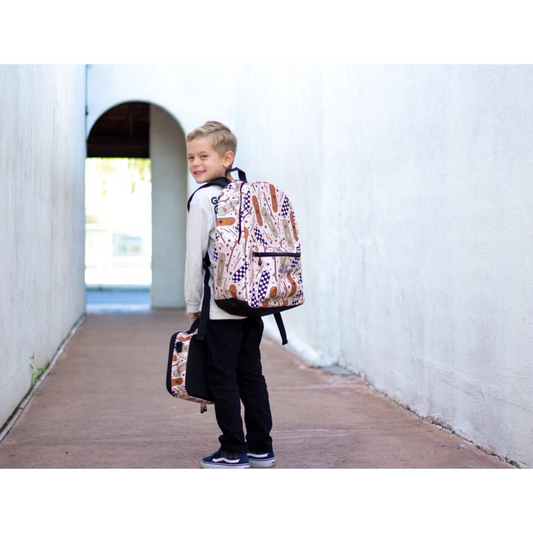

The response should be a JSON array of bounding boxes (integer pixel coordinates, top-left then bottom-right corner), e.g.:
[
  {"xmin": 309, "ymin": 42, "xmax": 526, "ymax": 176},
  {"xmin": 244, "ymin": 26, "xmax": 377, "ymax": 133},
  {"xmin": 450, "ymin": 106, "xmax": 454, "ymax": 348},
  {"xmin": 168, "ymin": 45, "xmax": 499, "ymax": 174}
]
[{"xmin": 184, "ymin": 121, "xmax": 275, "ymax": 469}]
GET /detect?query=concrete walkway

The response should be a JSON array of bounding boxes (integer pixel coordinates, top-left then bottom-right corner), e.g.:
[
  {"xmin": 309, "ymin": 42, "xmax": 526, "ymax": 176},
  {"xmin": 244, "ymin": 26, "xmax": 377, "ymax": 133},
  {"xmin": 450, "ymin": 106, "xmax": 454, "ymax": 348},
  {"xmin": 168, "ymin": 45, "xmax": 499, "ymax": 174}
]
[{"xmin": 0, "ymin": 309, "xmax": 512, "ymax": 468}]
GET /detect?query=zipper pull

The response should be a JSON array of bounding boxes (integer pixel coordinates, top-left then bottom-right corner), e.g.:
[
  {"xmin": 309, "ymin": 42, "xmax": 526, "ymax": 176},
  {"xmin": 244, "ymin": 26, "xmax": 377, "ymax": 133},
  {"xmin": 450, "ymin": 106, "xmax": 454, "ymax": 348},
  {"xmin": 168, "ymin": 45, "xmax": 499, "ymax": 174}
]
[{"xmin": 200, "ymin": 404, "xmax": 207, "ymax": 414}]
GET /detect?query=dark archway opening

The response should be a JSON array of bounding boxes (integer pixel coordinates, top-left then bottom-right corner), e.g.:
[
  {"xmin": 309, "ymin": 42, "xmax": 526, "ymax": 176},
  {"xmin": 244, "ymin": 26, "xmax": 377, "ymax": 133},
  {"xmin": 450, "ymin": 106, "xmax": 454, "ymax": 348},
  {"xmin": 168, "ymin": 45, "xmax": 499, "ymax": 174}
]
[
  {"xmin": 88, "ymin": 102, "xmax": 150, "ymax": 158},
  {"xmin": 85, "ymin": 102, "xmax": 152, "ymax": 311}
]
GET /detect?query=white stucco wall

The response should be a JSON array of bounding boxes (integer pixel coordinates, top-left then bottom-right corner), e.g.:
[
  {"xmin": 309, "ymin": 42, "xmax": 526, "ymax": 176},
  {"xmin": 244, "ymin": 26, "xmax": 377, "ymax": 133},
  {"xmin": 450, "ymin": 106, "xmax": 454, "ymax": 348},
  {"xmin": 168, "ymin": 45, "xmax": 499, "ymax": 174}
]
[
  {"xmin": 234, "ymin": 65, "xmax": 533, "ymax": 468},
  {"xmin": 0, "ymin": 65, "xmax": 86, "ymax": 430},
  {"xmin": 335, "ymin": 65, "xmax": 533, "ymax": 468},
  {"xmin": 86, "ymin": 64, "xmax": 533, "ymax": 467},
  {"xmin": 232, "ymin": 65, "xmax": 324, "ymax": 362},
  {"xmin": 86, "ymin": 64, "xmax": 238, "ymax": 143},
  {"xmin": 150, "ymin": 104, "xmax": 188, "ymax": 307}
]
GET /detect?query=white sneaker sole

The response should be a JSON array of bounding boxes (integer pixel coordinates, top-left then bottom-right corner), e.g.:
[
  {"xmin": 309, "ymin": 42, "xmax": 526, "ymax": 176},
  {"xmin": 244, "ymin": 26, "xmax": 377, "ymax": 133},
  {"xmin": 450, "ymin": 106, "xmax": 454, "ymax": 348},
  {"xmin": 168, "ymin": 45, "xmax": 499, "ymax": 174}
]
[
  {"xmin": 200, "ymin": 461, "xmax": 250, "ymax": 469},
  {"xmin": 248, "ymin": 458, "xmax": 276, "ymax": 468}
]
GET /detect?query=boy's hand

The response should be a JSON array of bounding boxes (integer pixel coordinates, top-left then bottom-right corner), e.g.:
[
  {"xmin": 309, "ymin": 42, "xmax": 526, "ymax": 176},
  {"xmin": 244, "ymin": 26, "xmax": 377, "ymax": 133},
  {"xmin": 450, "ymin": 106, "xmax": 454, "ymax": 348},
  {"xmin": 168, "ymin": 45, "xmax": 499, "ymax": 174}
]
[{"xmin": 189, "ymin": 312, "xmax": 201, "ymax": 324}]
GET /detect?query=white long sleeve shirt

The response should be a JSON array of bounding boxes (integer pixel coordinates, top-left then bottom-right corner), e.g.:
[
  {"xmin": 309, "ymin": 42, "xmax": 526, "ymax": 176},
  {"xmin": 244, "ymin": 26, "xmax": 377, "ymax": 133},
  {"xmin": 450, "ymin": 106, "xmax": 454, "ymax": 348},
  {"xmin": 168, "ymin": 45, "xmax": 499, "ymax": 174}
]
[{"xmin": 184, "ymin": 183, "xmax": 246, "ymax": 320}]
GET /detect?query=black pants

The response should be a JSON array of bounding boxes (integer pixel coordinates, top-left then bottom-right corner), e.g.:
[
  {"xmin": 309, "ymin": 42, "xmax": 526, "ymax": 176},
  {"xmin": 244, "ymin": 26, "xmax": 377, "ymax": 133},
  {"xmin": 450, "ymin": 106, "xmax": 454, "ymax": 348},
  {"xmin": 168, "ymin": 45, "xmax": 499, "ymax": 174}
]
[{"xmin": 203, "ymin": 317, "xmax": 273, "ymax": 454}]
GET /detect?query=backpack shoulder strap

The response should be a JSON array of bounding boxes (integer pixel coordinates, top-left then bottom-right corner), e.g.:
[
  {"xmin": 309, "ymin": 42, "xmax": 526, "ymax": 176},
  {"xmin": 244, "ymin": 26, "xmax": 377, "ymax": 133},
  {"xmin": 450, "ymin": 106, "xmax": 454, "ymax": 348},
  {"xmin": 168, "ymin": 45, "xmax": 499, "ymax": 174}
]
[
  {"xmin": 187, "ymin": 177, "xmax": 230, "ymax": 212},
  {"xmin": 195, "ymin": 251, "xmax": 212, "ymax": 342},
  {"xmin": 274, "ymin": 313, "xmax": 288, "ymax": 345},
  {"xmin": 225, "ymin": 167, "xmax": 247, "ymax": 183},
  {"xmin": 187, "ymin": 178, "xmax": 228, "ymax": 341}
]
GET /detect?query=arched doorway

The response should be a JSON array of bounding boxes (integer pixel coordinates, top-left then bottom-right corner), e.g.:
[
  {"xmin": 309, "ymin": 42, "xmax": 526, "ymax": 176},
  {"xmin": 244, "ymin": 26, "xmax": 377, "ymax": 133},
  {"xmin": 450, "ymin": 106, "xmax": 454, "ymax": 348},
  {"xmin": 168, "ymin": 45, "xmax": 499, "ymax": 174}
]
[{"xmin": 86, "ymin": 101, "xmax": 188, "ymax": 309}]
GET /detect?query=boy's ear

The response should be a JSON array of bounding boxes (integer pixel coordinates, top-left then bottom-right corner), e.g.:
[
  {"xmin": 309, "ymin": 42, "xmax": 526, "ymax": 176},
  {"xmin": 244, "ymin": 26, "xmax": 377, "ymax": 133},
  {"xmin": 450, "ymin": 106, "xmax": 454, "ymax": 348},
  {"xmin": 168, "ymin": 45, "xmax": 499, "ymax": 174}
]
[{"xmin": 224, "ymin": 150, "xmax": 235, "ymax": 168}]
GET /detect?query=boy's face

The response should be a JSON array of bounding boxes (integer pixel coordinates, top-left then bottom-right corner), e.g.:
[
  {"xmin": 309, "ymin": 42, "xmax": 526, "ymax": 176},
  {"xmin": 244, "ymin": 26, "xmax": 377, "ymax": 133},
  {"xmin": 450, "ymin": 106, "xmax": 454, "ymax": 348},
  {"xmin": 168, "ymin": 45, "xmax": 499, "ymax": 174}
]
[{"xmin": 187, "ymin": 136, "xmax": 234, "ymax": 184}]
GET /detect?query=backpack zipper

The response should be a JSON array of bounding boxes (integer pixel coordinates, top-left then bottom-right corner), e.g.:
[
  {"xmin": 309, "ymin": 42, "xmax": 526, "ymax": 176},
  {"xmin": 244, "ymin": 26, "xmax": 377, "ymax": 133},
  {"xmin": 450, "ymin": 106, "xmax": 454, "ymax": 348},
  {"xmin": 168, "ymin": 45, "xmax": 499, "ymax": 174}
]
[{"xmin": 253, "ymin": 252, "xmax": 301, "ymax": 257}]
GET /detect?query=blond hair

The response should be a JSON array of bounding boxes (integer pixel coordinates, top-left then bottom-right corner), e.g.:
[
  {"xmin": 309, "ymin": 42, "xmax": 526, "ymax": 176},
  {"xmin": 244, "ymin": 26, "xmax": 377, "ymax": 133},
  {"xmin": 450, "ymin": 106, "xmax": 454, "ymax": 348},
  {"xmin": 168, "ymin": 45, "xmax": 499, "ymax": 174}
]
[{"xmin": 186, "ymin": 121, "xmax": 237, "ymax": 161}]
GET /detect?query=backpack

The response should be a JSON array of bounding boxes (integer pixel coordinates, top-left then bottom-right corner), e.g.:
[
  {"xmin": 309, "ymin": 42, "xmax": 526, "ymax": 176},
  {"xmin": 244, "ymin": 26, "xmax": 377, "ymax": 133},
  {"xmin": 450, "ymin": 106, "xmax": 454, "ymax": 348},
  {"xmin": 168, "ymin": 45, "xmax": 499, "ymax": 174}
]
[{"xmin": 187, "ymin": 167, "xmax": 304, "ymax": 345}]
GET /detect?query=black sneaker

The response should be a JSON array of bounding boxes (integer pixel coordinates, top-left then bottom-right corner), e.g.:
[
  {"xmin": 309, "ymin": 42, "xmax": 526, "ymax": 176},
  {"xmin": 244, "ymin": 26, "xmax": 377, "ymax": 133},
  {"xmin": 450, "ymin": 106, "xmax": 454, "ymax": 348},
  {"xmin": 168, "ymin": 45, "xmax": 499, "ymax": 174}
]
[
  {"xmin": 200, "ymin": 449, "xmax": 250, "ymax": 469},
  {"xmin": 247, "ymin": 450, "xmax": 276, "ymax": 468}
]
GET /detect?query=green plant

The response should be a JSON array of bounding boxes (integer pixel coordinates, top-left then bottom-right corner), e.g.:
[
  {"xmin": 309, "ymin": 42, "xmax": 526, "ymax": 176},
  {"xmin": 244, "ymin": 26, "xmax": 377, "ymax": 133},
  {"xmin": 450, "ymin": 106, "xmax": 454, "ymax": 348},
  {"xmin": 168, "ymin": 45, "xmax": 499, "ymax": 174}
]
[{"xmin": 30, "ymin": 364, "xmax": 47, "ymax": 385}]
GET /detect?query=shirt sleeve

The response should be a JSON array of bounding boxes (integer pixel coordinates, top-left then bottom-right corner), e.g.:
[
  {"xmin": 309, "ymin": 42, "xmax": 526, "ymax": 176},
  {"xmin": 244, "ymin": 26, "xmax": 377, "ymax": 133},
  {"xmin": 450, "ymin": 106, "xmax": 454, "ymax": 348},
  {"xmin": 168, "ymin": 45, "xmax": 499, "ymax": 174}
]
[{"xmin": 184, "ymin": 202, "xmax": 212, "ymax": 314}]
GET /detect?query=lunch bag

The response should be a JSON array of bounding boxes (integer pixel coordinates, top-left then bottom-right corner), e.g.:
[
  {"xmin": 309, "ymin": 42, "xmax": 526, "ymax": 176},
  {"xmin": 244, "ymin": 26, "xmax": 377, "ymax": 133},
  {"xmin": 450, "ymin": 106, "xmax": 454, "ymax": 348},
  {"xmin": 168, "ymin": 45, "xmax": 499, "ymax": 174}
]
[{"xmin": 166, "ymin": 319, "xmax": 214, "ymax": 413}]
